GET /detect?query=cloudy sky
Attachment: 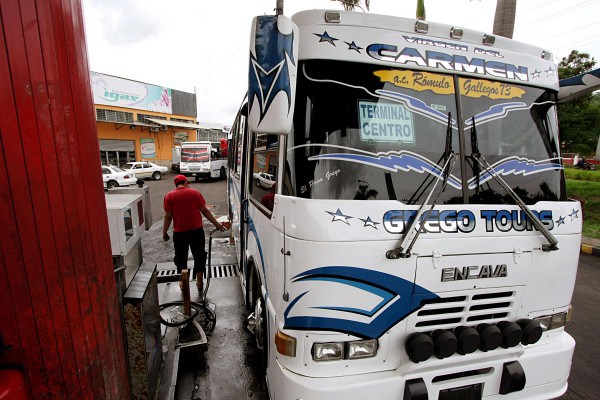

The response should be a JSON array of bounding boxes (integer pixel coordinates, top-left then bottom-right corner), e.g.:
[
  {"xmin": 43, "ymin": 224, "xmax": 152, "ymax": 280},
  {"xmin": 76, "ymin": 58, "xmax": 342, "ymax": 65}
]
[{"xmin": 82, "ymin": 0, "xmax": 600, "ymax": 127}]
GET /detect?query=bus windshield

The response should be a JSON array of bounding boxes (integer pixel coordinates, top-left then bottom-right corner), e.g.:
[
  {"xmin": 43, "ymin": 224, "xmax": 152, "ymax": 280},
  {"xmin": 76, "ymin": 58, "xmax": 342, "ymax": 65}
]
[
  {"xmin": 285, "ymin": 60, "xmax": 563, "ymax": 204},
  {"xmin": 181, "ymin": 147, "xmax": 210, "ymax": 162}
]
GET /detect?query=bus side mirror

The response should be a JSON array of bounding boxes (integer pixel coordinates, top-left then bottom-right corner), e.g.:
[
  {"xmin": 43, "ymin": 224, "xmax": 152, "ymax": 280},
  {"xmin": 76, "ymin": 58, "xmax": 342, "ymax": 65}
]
[{"xmin": 248, "ymin": 15, "xmax": 299, "ymax": 135}]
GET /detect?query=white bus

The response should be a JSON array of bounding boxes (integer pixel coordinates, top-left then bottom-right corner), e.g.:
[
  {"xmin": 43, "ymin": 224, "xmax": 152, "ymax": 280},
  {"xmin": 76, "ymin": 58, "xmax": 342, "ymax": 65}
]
[
  {"xmin": 228, "ymin": 8, "xmax": 581, "ymax": 400},
  {"xmin": 179, "ymin": 141, "xmax": 227, "ymax": 180}
]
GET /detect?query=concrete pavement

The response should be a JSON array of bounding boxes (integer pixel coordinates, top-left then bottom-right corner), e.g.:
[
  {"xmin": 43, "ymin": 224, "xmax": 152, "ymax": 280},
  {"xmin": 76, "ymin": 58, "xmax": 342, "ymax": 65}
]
[{"xmin": 140, "ymin": 218, "xmax": 268, "ymax": 400}]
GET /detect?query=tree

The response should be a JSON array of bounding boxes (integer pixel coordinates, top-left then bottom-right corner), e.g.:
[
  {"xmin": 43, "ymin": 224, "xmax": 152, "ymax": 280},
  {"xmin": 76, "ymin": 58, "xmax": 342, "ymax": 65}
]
[
  {"xmin": 416, "ymin": 0, "xmax": 425, "ymax": 20},
  {"xmin": 333, "ymin": 0, "xmax": 370, "ymax": 11},
  {"xmin": 557, "ymin": 51, "xmax": 600, "ymax": 156},
  {"xmin": 558, "ymin": 50, "xmax": 596, "ymax": 79}
]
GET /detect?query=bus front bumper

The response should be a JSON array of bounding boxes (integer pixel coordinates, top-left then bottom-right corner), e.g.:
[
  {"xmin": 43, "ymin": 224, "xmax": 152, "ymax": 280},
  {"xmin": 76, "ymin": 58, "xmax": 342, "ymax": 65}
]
[{"xmin": 270, "ymin": 332, "xmax": 574, "ymax": 400}]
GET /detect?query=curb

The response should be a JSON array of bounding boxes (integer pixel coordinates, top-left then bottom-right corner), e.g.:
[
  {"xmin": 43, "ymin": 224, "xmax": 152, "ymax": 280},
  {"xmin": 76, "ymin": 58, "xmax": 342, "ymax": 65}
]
[{"xmin": 581, "ymin": 244, "xmax": 600, "ymax": 257}]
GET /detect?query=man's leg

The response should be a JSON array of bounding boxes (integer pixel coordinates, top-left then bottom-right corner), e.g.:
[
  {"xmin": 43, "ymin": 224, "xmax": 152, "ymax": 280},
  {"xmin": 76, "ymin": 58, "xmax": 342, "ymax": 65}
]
[
  {"xmin": 173, "ymin": 231, "xmax": 190, "ymax": 273},
  {"xmin": 189, "ymin": 228, "xmax": 207, "ymax": 290}
]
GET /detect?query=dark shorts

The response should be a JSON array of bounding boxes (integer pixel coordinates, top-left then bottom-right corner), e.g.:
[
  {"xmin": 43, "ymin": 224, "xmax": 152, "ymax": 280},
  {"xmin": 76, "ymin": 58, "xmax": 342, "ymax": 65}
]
[{"xmin": 173, "ymin": 227, "xmax": 206, "ymax": 277}]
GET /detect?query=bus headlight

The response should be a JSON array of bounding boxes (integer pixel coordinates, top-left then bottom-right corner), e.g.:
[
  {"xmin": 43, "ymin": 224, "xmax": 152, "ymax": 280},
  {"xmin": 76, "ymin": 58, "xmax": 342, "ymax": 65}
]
[
  {"xmin": 313, "ymin": 342, "xmax": 344, "ymax": 361},
  {"xmin": 534, "ymin": 311, "xmax": 568, "ymax": 331},
  {"xmin": 312, "ymin": 339, "xmax": 378, "ymax": 362},
  {"xmin": 348, "ymin": 340, "xmax": 378, "ymax": 359}
]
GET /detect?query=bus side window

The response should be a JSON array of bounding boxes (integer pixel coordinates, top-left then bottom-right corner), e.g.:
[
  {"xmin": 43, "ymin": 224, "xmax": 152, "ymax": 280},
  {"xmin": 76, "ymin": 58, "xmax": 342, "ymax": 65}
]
[{"xmin": 250, "ymin": 132, "xmax": 279, "ymax": 213}]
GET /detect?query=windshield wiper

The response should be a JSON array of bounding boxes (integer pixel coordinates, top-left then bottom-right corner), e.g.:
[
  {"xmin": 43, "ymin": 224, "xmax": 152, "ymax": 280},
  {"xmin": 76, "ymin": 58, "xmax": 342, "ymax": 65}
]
[
  {"xmin": 406, "ymin": 114, "xmax": 455, "ymax": 205},
  {"xmin": 387, "ymin": 113, "xmax": 456, "ymax": 259},
  {"xmin": 469, "ymin": 116, "xmax": 559, "ymax": 252}
]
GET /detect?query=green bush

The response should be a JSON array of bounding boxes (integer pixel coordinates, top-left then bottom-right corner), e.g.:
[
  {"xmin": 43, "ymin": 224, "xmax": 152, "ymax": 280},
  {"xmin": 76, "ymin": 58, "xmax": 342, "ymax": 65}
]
[
  {"xmin": 566, "ymin": 179, "xmax": 600, "ymax": 239},
  {"xmin": 564, "ymin": 167, "xmax": 600, "ymax": 182}
]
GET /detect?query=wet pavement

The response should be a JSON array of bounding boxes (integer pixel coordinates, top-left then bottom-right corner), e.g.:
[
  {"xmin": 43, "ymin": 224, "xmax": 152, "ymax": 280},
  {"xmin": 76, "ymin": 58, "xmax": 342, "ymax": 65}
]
[{"xmin": 135, "ymin": 175, "xmax": 268, "ymax": 400}]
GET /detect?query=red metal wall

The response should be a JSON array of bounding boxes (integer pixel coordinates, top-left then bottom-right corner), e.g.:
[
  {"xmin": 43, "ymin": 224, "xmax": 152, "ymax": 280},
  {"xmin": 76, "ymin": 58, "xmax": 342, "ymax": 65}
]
[{"xmin": 0, "ymin": 0, "xmax": 131, "ymax": 398}]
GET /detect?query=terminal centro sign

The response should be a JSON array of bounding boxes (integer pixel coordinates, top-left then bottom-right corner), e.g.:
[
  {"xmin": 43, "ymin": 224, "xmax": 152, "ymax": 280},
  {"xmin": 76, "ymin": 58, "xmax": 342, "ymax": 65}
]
[
  {"xmin": 91, "ymin": 72, "xmax": 173, "ymax": 114},
  {"xmin": 359, "ymin": 101, "xmax": 414, "ymax": 143}
]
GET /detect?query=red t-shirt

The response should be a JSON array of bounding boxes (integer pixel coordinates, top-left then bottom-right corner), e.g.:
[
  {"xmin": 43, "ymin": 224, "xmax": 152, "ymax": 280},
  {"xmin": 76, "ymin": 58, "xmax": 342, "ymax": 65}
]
[{"xmin": 163, "ymin": 187, "xmax": 206, "ymax": 232}]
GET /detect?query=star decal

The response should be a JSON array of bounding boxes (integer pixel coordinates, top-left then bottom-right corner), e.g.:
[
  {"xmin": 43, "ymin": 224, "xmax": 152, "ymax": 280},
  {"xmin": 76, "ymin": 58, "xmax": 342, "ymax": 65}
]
[
  {"xmin": 345, "ymin": 41, "xmax": 363, "ymax": 53},
  {"xmin": 568, "ymin": 209, "xmax": 579, "ymax": 221},
  {"xmin": 359, "ymin": 216, "xmax": 380, "ymax": 229},
  {"xmin": 326, "ymin": 209, "xmax": 353, "ymax": 225},
  {"xmin": 545, "ymin": 67, "xmax": 555, "ymax": 76},
  {"xmin": 531, "ymin": 69, "xmax": 542, "ymax": 78},
  {"xmin": 314, "ymin": 31, "xmax": 338, "ymax": 46},
  {"xmin": 556, "ymin": 216, "xmax": 565, "ymax": 226}
]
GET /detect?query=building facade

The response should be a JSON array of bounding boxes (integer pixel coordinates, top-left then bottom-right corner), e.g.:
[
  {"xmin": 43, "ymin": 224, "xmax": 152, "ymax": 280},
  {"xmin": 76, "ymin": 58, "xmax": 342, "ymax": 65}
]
[{"xmin": 92, "ymin": 72, "xmax": 228, "ymax": 167}]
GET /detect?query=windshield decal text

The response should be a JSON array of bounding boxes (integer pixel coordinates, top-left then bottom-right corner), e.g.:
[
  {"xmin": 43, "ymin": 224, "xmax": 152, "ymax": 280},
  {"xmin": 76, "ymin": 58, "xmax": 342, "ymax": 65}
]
[
  {"xmin": 374, "ymin": 70, "xmax": 455, "ymax": 95},
  {"xmin": 383, "ymin": 209, "xmax": 554, "ymax": 234},
  {"xmin": 460, "ymin": 78, "xmax": 525, "ymax": 99},
  {"xmin": 367, "ymin": 45, "xmax": 528, "ymax": 82},
  {"xmin": 403, "ymin": 35, "xmax": 469, "ymax": 52}
]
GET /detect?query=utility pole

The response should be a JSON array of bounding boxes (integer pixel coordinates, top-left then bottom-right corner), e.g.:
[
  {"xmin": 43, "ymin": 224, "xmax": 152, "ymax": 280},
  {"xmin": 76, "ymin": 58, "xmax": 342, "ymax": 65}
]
[{"xmin": 493, "ymin": 0, "xmax": 517, "ymax": 38}]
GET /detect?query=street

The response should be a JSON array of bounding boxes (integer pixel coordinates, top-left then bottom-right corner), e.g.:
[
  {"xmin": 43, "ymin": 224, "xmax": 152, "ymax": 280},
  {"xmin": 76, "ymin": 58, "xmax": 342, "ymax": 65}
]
[{"xmin": 137, "ymin": 173, "xmax": 599, "ymax": 400}]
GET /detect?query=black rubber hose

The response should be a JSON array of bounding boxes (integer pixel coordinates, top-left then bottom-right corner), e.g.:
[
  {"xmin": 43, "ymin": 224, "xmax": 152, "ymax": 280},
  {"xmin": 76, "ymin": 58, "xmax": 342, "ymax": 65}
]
[
  {"xmin": 159, "ymin": 300, "xmax": 217, "ymax": 332},
  {"xmin": 158, "ymin": 301, "xmax": 201, "ymax": 327}
]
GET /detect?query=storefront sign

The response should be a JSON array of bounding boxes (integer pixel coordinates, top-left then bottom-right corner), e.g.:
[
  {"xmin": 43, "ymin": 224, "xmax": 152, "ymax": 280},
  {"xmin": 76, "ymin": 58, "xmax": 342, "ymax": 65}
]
[
  {"xmin": 91, "ymin": 72, "xmax": 173, "ymax": 113},
  {"xmin": 140, "ymin": 138, "xmax": 156, "ymax": 159},
  {"xmin": 174, "ymin": 132, "xmax": 189, "ymax": 145}
]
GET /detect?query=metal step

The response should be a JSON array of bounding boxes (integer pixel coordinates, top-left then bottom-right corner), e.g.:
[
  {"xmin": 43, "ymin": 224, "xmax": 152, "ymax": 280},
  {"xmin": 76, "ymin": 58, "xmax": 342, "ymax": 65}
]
[{"xmin": 157, "ymin": 264, "xmax": 239, "ymax": 283}]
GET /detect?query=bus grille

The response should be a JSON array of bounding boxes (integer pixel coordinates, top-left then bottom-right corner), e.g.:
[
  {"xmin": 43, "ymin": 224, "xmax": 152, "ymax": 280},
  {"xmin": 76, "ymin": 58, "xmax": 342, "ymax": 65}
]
[{"xmin": 413, "ymin": 291, "xmax": 517, "ymax": 330}]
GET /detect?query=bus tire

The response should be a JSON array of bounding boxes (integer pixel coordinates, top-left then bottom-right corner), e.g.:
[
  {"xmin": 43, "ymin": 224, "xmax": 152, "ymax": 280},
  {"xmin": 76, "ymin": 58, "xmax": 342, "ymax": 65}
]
[
  {"xmin": 220, "ymin": 166, "xmax": 226, "ymax": 180},
  {"xmin": 251, "ymin": 268, "xmax": 268, "ymax": 372}
]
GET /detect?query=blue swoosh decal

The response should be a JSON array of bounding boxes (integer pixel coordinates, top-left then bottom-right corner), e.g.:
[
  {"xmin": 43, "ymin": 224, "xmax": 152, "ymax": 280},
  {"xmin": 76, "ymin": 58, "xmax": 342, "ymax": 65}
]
[
  {"xmin": 284, "ymin": 267, "xmax": 438, "ymax": 339},
  {"xmin": 468, "ymin": 156, "xmax": 563, "ymax": 188},
  {"xmin": 464, "ymin": 102, "xmax": 527, "ymax": 128},
  {"xmin": 376, "ymin": 89, "xmax": 457, "ymax": 128},
  {"xmin": 308, "ymin": 150, "xmax": 462, "ymax": 190}
]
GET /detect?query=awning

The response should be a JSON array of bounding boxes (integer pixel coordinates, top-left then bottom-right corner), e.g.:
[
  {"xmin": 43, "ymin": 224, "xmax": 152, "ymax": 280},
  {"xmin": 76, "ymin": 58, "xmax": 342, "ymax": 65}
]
[
  {"xmin": 146, "ymin": 118, "xmax": 200, "ymax": 130},
  {"xmin": 130, "ymin": 121, "xmax": 157, "ymax": 128}
]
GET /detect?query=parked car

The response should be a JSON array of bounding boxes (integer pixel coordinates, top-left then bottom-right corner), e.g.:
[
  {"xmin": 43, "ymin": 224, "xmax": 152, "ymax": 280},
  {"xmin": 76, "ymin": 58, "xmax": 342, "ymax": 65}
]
[
  {"xmin": 102, "ymin": 165, "xmax": 137, "ymax": 189},
  {"xmin": 253, "ymin": 172, "xmax": 275, "ymax": 189},
  {"xmin": 122, "ymin": 161, "xmax": 168, "ymax": 180}
]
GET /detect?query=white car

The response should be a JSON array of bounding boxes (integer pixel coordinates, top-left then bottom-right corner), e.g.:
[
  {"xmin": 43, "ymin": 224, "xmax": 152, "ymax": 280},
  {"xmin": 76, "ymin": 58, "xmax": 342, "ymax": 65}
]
[
  {"xmin": 122, "ymin": 161, "xmax": 168, "ymax": 180},
  {"xmin": 102, "ymin": 165, "xmax": 137, "ymax": 189},
  {"xmin": 254, "ymin": 172, "xmax": 275, "ymax": 189}
]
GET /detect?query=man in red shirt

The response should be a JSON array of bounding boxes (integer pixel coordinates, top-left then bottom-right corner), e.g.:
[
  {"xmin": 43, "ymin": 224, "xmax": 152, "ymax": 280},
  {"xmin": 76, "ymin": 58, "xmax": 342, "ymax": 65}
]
[{"xmin": 162, "ymin": 174, "xmax": 227, "ymax": 293}]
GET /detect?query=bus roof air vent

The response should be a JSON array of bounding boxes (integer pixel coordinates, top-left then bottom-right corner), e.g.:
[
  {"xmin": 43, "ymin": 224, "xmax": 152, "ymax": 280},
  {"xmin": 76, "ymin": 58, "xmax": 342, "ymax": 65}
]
[
  {"xmin": 482, "ymin": 34, "xmax": 496, "ymax": 46},
  {"xmin": 450, "ymin": 27, "xmax": 463, "ymax": 40},
  {"xmin": 542, "ymin": 50, "xmax": 553, "ymax": 60},
  {"xmin": 325, "ymin": 11, "xmax": 341, "ymax": 23},
  {"xmin": 415, "ymin": 20, "xmax": 429, "ymax": 34}
]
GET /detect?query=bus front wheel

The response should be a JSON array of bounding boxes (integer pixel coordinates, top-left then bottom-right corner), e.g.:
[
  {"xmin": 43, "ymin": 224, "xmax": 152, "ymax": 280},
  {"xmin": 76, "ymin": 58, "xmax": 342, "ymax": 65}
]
[{"xmin": 248, "ymin": 267, "xmax": 268, "ymax": 372}]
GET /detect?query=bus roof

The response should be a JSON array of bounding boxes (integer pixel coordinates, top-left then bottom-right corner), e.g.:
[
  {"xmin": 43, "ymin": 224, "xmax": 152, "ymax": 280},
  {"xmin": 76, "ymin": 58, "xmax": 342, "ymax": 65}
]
[{"xmin": 291, "ymin": 10, "xmax": 558, "ymax": 91}]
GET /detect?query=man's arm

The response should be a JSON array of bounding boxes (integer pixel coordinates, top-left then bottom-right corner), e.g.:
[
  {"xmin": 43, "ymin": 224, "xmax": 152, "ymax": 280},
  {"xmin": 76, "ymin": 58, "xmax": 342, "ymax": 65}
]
[
  {"xmin": 200, "ymin": 205, "xmax": 228, "ymax": 232},
  {"xmin": 163, "ymin": 211, "xmax": 173, "ymax": 240}
]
